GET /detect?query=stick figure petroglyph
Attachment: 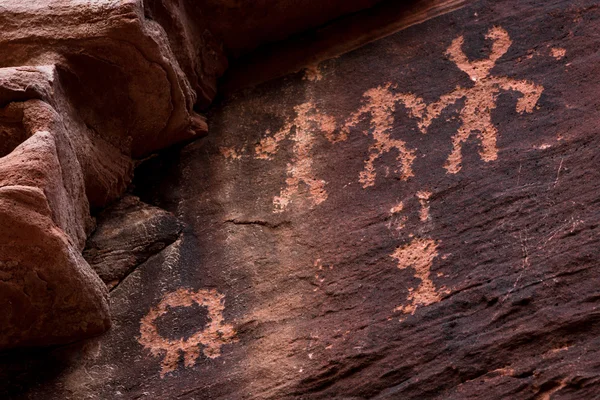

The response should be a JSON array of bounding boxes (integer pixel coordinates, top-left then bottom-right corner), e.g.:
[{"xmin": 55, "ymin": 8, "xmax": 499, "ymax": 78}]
[
  {"xmin": 139, "ymin": 288, "xmax": 237, "ymax": 377},
  {"xmin": 255, "ymin": 102, "xmax": 336, "ymax": 212},
  {"xmin": 418, "ymin": 26, "xmax": 544, "ymax": 173},
  {"xmin": 343, "ymin": 84, "xmax": 425, "ymax": 188},
  {"xmin": 222, "ymin": 26, "xmax": 544, "ymax": 218}
]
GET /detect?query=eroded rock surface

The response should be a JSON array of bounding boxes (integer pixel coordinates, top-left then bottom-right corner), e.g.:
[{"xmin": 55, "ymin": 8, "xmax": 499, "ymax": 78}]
[
  {"xmin": 0, "ymin": 0, "xmax": 426, "ymax": 353},
  {"xmin": 83, "ymin": 195, "xmax": 183, "ymax": 288},
  {"xmin": 0, "ymin": 99, "xmax": 109, "ymax": 349},
  {"xmin": 0, "ymin": 0, "xmax": 209, "ymax": 348},
  {"xmin": 2, "ymin": 0, "xmax": 599, "ymax": 398}
]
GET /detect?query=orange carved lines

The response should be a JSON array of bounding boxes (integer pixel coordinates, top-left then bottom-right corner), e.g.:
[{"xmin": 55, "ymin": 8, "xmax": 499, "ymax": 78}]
[
  {"xmin": 343, "ymin": 84, "xmax": 425, "ymax": 188},
  {"xmin": 255, "ymin": 102, "xmax": 336, "ymax": 212},
  {"xmin": 139, "ymin": 288, "xmax": 237, "ymax": 377},
  {"xmin": 391, "ymin": 238, "xmax": 442, "ymax": 315},
  {"xmin": 227, "ymin": 26, "xmax": 544, "ymax": 215},
  {"xmin": 418, "ymin": 26, "xmax": 544, "ymax": 173}
]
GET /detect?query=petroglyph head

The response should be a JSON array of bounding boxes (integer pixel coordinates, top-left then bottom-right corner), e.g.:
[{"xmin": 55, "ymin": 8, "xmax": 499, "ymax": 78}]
[{"xmin": 446, "ymin": 26, "xmax": 512, "ymax": 81}]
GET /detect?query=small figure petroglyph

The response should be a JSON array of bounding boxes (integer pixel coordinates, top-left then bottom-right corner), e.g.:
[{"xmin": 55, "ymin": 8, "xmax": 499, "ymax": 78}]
[
  {"xmin": 418, "ymin": 26, "xmax": 544, "ymax": 173},
  {"xmin": 139, "ymin": 288, "xmax": 237, "ymax": 377},
  {"xmin": 389, "ymin": 190, "xmax": 445, "ymax": 315},
  {"xmin": 255, "ymin": 102, "xmax": 336, "ymax": 212},
  {"xmin": 391, "ymin": 238, "xmax": 441, "ymax": 315},
  {"xmin": 343, "ymin": 84, "xmax": 425, "ymax": 188}
]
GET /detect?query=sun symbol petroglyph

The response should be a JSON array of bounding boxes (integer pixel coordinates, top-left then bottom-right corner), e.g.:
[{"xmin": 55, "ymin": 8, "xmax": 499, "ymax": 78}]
[
  {"xmin": 343, "ymin": 83, "xmax": 425, "ymax": 188},
  {"xmin": 138, "ymin": 288, "xmax": 237, "ymax": 377},
  {"xmin": 418, "ymin": 26, "xmax": 544, "ymax": 173},
  {"xmin": 255, "ymin": 101, "xmax": 336, "ymax": 212}
]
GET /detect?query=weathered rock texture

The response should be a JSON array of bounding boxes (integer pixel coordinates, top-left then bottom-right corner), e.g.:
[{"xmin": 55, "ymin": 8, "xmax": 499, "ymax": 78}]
[
  {"xmin": 0, "ymin": 0, "xmax": 432, "ymax": 359},
  {"xmin": 83, "ymin": 195, "xmax": 183, "ymax": 288},
  {"xmin": 0, "ymin": 97, "xmax": 109, "ymax": 349},
  {"xmin": 0, "ymin": 0, "xmax": 436, "ymax": 351},
  {"xmin": 0, "ymin": 0, "xmax": 210, "ymax": 348},
  {"xmin": 3, "ymin": 0, "xmax": 600, "ymax": 398}
]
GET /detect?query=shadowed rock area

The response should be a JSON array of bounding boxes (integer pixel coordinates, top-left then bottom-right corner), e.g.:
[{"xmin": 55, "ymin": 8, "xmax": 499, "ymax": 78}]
[
  {"xmin": 83, "ymin": 195, "xmax": 184, "ymax": 289},
  {"xmin": 2, "ymin": 0, "xmax": 600, "ymax": 399}
]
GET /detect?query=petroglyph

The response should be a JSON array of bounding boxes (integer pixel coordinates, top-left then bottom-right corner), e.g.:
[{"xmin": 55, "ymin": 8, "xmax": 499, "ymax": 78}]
[
  {"xmin": 304, "ymin": 64, "xmax": 324, "ymax": 82},
  {"xmin": 388, "ymin": 201, "xmax": 408, "ymax": 232},
  {"xmin": 255, "ymin": 102, "xmax": 336, "ymax": 212},
  {"xmin": 220, "ymin": 146, "xmax": 242, "ymax": 160},
  {"xmin": 550, "ymin": 47, "xmax": 566, "ymax": 60},
  {"xmin": 343, "ymin": 83, "xmax": 425, "ymax": 187},
  {"xmin": 390, "ymin": 201, "xmax": 404, "ymax": 214},
  {"xmin": 416, "ymin": 191, "xmax": 432, "ymax": 222},
  {"xmin": 417, "ymin": 26, "xmax": 544, "ymax": 173},
  {"xmin": 392, "ymin": 238, "xmax": 441, "ymax": 315},
  {"xmin": 139, "ymin": 288, "xmax": 237, "ymax": 377},
  {"xmin": 313, "ymin": 258, "xmax": 335, "ymax": 290},
  {"xmin": 223, "ymin": 26, "xmax": 542, "ymax": 220}
]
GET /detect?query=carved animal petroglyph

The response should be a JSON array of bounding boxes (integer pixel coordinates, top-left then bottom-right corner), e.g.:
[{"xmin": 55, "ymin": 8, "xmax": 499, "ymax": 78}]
[
  {"xmin": 255, "ymin": 102, "xmax": 336, "ymax": 212},
  {"xmin": 139, "ymin": 288, "xmax": 237, "ymax": 377},
  {"xmin": 392, "ymin": 237, "xmax": 441, "ymax": 315}
]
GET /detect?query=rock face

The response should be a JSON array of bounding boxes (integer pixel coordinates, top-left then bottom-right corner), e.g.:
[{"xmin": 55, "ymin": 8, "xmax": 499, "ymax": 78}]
[
  {"xmin": 0, "ymin": 98, "xmax": 109, "ymax": 349},
  {"xmin": 83, "ymin": 196, "xmax": 183, "ymax": 288},
  {"xmin": 0, "ymin": 0, "xmax": 422, "ymax": 350},
  {"xmin": 3, "ymin": 0, "xmax": 600, "ymax": 398},
  {"xmin": 0, "ymin": 0, "xmax": 414, "ymax": 352},
  {"xmin": 0, "ymin": 0, "xmax": 209, "ymax": 349},
  {"xmin": 145, "ymin": 0, "xmax": 388, "ymax": 60}
]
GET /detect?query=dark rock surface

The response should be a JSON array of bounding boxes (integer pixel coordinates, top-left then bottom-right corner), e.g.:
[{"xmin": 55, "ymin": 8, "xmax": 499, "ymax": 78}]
[
  {"xmin": 3, "ymin": 0, "xmax": 600, "ymax": 399},
  {"xmin": 170, "ymin": 0, "xmax": 387, "ymax": 59},
  {"xmin": 0, "ymin": 0, "xmax": 455, "ymax": 351},
  {"xmin": 83, "ymin": 196, "xmax": 184, "ymax": 289}
]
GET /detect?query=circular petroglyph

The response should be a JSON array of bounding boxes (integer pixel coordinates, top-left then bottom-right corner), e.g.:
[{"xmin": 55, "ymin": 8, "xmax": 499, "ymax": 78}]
[{"xmin": 138, "ymin": 288, "xmax": 237, "ymax": 377}]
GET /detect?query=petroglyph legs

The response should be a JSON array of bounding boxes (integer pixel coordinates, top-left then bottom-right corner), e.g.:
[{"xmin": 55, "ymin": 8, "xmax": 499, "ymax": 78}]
[
  {"xmin": 217, "ymin": 26, "xmax": 545, "ymax": 318},
  {"xmin": 224, "ymin": 26, "xmax": 543, "ymax": 213},
  {"xmin": 346, "ymin": 27, "xmax": 543, "ymax": 176},
  {"xmin": 139, "ymin": 288, "xmax": 237, "ymax": 377}
]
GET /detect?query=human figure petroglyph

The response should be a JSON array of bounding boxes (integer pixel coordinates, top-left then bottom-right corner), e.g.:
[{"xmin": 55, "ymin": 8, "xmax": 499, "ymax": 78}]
[
  {"xmin": 225, "ymin": 26, "xmax": 543, "ymax": 216},
  {"xmin": 255, "ymin": 102, "xmax": 336, "ymax": 212},
  {"xmin": 418, "ymin": 26, "xmax": 544, "ymax": 173},
  {"xmin": 342, "ymin": 83, "xmax": 425, "ymax": 188},
  {"xmin": 139, "ymin": 288, "xmax": 237, "ymax": 377}
]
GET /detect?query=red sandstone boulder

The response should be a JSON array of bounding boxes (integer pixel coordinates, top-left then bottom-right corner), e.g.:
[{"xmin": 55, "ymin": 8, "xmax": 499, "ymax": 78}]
[{"xmin": 0, "ymin": 100, "xmax": 109, "ymax": 349}]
